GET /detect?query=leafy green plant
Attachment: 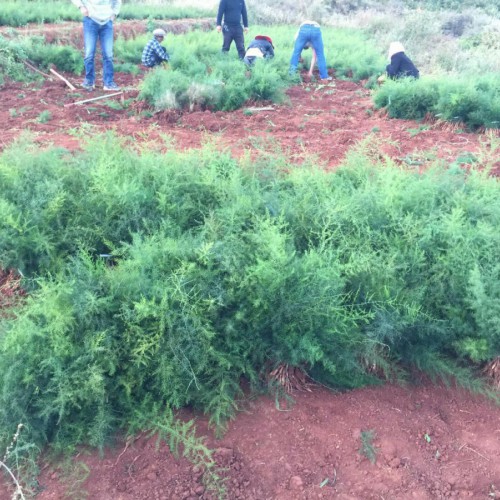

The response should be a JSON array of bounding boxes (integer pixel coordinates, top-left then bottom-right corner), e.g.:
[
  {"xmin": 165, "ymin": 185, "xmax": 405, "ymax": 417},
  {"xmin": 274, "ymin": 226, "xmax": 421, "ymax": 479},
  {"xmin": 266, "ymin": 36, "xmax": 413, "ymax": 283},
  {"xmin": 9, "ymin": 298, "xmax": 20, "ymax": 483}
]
[
  {"xmin": 359, "ymin": 430, "xmax": 378, "ymax": 463},
  {"xmin": 37, "ymin": 110, "xmax": 51, "ymax": 123}
]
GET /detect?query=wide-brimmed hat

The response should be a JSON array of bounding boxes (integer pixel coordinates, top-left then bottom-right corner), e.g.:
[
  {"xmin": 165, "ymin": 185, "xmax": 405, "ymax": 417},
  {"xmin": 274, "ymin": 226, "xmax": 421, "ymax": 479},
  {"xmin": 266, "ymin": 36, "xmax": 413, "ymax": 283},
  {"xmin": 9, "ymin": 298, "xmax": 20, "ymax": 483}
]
[
  {"xmin": 153, "ymin": 28, "xmax": 166, "ymax": 38},
  {"xmin": 388, "ymin": 41, "xmax": 405, "ymax": 59},
  {"xmin": 255, "ymin": 35, "xmax": 274, "ymax": 48}
]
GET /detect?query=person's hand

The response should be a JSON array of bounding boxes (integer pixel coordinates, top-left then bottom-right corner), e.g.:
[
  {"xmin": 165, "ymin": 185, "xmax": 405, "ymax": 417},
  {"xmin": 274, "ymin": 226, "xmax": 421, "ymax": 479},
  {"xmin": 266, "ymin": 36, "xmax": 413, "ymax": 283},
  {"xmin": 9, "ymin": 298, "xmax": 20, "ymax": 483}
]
[
  {"xmin": 80, "ymin": 6, "xmax": 89, "ymax": 16},
  {"xmin": 216, "ymin": 25, "xmax": 222, "ymax": 33},
  {"xmin": 111, "ymin": 14, "xmax": 116, "ymax": 21},
  {"xmin": 244, "ymin": 27, "xmax": 248, "ymax": 33},
  {"xmin": 377, "ymin": 74, "xmax": 386, "ymax": 84}
]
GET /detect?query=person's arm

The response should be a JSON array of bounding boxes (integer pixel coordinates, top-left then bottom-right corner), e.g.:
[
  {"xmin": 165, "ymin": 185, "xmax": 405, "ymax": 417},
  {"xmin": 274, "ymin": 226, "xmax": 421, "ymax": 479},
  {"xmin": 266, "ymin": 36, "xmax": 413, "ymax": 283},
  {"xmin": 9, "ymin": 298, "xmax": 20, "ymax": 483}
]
[
  {"xmin": 154, "ymin": 40, "xmax": 169, "ymax": 62},
  {"xmin": 386, "ymin": 52, "xmax": 402, "ymax": 77},
  {"xmin": 71, "ymin": 0, "xmax": 88, "ymax": 16},
  {"xmin": 308, "ymin": 48, "xmax": 317, "ymax": 77},
  {"xmin": 241, "ymin": 0, "xmax": 248, "ymax": 29},
  {"xmin": 216, "ymin": 0, "xmax": 225, "ymax": 31},
  {"xmin": 112, "ymin": 0, "xmax": 121, "ymax": 18}
]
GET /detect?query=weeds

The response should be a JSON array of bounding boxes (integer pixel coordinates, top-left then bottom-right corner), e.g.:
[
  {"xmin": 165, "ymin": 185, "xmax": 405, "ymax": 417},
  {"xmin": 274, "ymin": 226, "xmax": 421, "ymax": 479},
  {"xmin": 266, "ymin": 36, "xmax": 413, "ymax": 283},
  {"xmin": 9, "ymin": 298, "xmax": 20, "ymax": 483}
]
[
  {"xmin": 37, "ymin": 110, "xmax": 51, "ymax": 123},
  {"xmin": 359, "ymin": 430, "xmax": 378, "ymax": 464}
]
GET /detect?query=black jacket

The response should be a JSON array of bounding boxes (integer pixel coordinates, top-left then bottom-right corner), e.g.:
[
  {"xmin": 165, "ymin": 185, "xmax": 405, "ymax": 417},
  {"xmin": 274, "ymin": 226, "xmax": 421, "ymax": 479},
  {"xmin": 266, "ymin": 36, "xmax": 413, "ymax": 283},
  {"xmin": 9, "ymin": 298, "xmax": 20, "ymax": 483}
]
[
  {"xmin": 386, "ymin": 52, "xmax": 419, "ymax": 79},
  {"xmin": 246, "ymin": 38, "xmax": 274, "ymax": 58},
  {"xmin": 216, "ymin": 0, "xmax": 248, "ymax": 27}
]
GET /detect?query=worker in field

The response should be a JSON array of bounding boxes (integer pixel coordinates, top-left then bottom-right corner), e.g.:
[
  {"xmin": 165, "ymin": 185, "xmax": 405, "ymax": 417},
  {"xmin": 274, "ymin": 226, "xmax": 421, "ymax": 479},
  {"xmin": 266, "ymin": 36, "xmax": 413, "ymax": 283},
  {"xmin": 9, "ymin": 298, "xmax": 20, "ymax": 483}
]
[
  {"xmin": 216, "ymin": 0, "xmax": 249, "ymax": 59},
  {"xmin": 289, "ymin": 21, "xmax": 331, "ymax": 83},
  {"xmin": 142, "ymin": 29, "xmax": 170, "ymax": 68},
  {"xmin": 71, "ymin": 0, "xmax": 122, "ymax": 91},
  {"xmin": 243, "ymin": 35, "xmax": 274, "ymax": 65},
  {"xmin": 385, "ymin": 42, "xmax": 419, "ymax": 79}
]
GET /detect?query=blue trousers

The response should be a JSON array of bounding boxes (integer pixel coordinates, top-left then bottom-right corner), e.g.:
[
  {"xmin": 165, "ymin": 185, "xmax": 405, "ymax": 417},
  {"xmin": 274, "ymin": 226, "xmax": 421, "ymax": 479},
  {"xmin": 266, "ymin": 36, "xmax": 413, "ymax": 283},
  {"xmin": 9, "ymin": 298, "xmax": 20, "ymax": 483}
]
[
  {"xmin": 83, "ymin": 16, "xmax": 114, "ymax": 86},
  {"xmin": 289, "ymin": 24, "xmax": 328, "ymax": 79}
]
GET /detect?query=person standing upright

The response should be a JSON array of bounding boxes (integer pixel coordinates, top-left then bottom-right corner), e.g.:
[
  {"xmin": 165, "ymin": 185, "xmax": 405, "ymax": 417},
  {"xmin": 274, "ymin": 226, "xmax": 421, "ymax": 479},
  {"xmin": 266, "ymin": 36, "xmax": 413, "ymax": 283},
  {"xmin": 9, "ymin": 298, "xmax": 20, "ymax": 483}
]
[
  {"xmin": 71, "ymin": 0, "xmax": 122, "ymax": 91},
  {"xmin": 216, "ymin": 0, "xmax": 248, "ymax": 59}
]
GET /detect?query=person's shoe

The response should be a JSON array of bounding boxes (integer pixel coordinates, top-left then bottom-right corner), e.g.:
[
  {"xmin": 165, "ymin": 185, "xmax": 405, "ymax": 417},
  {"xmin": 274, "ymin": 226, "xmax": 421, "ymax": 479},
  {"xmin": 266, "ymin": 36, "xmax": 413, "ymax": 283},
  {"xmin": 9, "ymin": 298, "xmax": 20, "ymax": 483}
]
[
  {"xmin": 103, "ymin": 82, "xmax": 121, "ymax": 91},
  {"xmin": 81, "ymin": 81, "xmax": 95, "ymax": 91},
  {"xmin": 319, "ymin": 77, "xmax": 333, "ymax": 83}
]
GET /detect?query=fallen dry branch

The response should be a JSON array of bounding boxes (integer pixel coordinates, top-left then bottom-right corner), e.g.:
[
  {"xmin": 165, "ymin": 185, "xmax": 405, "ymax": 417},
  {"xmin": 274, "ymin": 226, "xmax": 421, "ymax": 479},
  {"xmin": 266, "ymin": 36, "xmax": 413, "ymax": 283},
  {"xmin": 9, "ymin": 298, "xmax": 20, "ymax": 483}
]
[
  {"xmin": 49, "ymin": 67, "xmax": 76, "ymax": 91},
  {"xmin": 64, "ymin": 91, "xmax": 123, "ymax": 107},
  {"xmin": 244, "ymin": 106, "xmax": 275, "ymax": 112},
  {"xmin": 23, "ymin": 60, "xmax": 51, "ymax": 78}
]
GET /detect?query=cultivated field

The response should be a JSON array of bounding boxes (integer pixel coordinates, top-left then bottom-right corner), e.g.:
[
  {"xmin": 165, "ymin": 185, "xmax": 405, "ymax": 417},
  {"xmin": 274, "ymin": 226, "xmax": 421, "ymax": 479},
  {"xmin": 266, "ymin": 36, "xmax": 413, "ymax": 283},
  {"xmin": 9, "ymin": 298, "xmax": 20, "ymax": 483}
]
[{"xmin": 0, "ymin": 1, "xmax": 499, "ymax": 499}]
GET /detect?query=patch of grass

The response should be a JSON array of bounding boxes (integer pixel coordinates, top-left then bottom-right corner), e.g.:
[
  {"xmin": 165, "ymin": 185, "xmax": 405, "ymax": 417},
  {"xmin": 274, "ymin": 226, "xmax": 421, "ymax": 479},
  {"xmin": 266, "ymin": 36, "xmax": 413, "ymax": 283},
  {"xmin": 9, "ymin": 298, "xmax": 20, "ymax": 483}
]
[
  {"xmin": 37, "ymin": 110, "xmax": 51, "ymax": 123},
  {"xmin": 407, "ymin": 125, "xmax": 430, "ymax": 136},
  {"xmin": 359, "ymin": 430, "xmax": 378, "ymax": 464}
]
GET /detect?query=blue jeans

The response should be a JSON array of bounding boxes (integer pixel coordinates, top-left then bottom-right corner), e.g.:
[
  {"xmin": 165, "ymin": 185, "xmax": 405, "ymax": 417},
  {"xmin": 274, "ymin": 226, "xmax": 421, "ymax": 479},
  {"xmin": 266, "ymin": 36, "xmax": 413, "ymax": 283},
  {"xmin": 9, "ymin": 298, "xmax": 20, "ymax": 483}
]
[
  {"xmin": 289, "ymin": 24, "xmax": 328, "ymax": 79},
  {"xmin": 83, "ymin": 16, "xmax": 114, "ymax": 86}
]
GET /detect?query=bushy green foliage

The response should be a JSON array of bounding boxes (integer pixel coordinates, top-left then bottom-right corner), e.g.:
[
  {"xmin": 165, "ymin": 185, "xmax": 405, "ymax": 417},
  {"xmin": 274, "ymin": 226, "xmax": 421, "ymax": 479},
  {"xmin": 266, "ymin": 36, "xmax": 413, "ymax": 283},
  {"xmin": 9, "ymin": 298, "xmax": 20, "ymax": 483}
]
[
  {"xmin": 0, "ymin": 35, "xmax": 38, "ymax": 84},
  {"xmin": 373, "ymin": 76, "xmax": 500, "ymax": 129},
  {"xmin": 0, "ymin": 135, "xmax": 499, "ymax": 465},
  {"xmin": 0, "ymin": 34, "xmax": 83, "ymax": 81},
  {"xmin": 133, "ymin": 26, "xmax": 383, "ymax": 111}
]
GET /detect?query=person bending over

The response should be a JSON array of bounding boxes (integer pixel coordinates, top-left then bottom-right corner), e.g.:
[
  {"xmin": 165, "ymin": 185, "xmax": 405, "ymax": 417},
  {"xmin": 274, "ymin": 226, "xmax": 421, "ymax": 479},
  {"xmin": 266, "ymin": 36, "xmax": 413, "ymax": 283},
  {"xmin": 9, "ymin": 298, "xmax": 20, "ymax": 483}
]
[
  {"xmin": 289, "ymin": 21, "xmax": 331, "ymax": 82},
  {"xmin": 216, "ymin": 0, "xmax": 249, "ymax": 59},
  {"xmin": 142, "ymin": 29, "xmax": 170, "ymax": 68},
  {"xmin": 386, "ymin": 42, "xmax": 419, "ymax": 79},
  {"xmin": 243, "ymin": 35, "xmax": 274, "ymax": 65}
]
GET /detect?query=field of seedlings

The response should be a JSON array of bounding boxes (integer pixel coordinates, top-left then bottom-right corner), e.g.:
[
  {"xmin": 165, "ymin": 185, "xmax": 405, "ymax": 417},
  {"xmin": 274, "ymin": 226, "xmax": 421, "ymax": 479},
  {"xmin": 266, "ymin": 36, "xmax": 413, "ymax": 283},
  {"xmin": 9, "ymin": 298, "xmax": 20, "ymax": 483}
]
[{"xmin": 0, "ymin": 0, "xmax": 499, "ymax": 499}]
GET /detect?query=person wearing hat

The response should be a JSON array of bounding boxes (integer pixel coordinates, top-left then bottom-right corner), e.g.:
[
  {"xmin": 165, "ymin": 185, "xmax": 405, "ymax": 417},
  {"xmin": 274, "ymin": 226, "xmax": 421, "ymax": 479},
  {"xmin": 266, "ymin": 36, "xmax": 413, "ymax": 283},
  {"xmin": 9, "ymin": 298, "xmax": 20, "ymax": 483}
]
[
  {"xmin": 216, "ymin": 0, "xmax": 249, "ymax": 59},
  {"xmin": 142, "ymin": 29, "xmax": 170, "ymax": 68},
  {"xmin": 243, "ymin": 35, "xmax": 274, "ymax": 65},
  {"xmin": 289, "ymin": 21, "xmax": 331, "ymax": 82},
  {"xmin": 385, "ymin": 42, "xmax": 419, "ymax": 79},
  {"xmin": 71, "ymin": 0, "xmax": 122, "ymax": 91}
]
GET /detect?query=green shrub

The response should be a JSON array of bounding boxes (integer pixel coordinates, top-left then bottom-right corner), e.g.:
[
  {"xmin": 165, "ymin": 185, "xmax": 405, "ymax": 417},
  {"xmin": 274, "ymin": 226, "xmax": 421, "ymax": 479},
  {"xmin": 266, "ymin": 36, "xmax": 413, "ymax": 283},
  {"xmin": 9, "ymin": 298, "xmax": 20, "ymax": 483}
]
[
  {"xmin": 373, "ymin": 75, "xmax": 500, "ymax": 129},
  {"xmin": 1, "ymin": 134, "xmax": 499, "ymax": 479}
]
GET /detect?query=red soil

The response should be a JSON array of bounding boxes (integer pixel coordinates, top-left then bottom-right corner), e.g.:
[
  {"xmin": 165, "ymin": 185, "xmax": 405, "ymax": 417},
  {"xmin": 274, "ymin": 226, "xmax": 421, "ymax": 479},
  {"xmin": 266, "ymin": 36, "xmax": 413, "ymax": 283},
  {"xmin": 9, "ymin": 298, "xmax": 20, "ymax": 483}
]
[
  {"xmin": 0, "ymin": 61, "xmax": 499, "ymax": 500},
  {"xmin": 0, "ymin": 70, "xmax": 498, "ymax": 175}
]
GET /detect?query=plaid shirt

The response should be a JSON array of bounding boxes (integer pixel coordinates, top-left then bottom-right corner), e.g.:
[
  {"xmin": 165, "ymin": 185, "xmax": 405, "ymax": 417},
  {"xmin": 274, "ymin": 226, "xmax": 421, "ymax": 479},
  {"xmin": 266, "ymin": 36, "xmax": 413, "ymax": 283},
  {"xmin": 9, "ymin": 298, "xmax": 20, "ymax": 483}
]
[{"xmin": 141, "ymin": 38, "xmax": 169, "ymax": 67}]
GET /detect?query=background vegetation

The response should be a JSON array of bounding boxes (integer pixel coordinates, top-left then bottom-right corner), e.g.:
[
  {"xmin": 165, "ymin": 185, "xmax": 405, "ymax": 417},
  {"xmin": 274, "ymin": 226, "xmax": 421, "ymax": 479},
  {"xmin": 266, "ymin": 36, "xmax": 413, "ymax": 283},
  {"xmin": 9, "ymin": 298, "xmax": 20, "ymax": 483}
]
[
  {"xmin": 0, "ymin": 0, "xmax": 213, "ymax": 26},
  {"xmin": 0, "ymin": 134, "xmax": 499, "ymax": 491}
]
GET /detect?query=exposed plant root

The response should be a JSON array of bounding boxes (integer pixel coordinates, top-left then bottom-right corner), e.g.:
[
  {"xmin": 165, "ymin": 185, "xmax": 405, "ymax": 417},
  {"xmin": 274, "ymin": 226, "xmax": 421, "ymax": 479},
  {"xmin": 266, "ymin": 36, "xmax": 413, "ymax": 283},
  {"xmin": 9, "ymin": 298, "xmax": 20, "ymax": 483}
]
[
  {"xmin": 483, "ymin": 357, "xmax": 500, "ymax": 389},
  {"xmin": 268, "ymin": 364, "xmax": 314, "ymax": 393},
  {"xmin": 0, "ymin": 269, "xmax": 25, "ymax": 313}
]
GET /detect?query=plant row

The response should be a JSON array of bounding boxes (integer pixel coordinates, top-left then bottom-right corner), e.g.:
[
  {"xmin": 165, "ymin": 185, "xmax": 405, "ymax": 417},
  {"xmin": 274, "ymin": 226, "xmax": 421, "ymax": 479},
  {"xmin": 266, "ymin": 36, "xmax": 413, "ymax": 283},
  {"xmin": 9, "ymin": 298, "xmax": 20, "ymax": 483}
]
[
  {"xmin": 373, "ymin": 75, "xmax": 500, "ymax": 130},
  {"xmin": 134, "ymin": 26, "xmax": 385, "ymax": 111},
  {"xmin": 0, "ymin": 0, "xmax": 212, "ymax": 27},
  {"xmin": 0, "ymin": 134, "xmax": 499, "ymax": 479}
]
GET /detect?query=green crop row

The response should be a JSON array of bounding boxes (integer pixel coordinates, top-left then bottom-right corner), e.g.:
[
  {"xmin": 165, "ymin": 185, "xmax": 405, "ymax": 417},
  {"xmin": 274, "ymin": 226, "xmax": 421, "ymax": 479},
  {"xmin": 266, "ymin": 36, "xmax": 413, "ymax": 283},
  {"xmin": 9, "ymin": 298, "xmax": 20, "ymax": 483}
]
[
  {"xmin": 132, "ymin": 26, "xmax": 385, "ymax": 111},
  {"xmin": 373, "ymin": 75, "xmax": 500, "ymax": 130},
  {"xmin": 0, "ymin": 0, "xmax": 212, "ymax": 27},
  {"xmin": 0, "ymin": 134, "xmax": 499, "ymax": 489}
]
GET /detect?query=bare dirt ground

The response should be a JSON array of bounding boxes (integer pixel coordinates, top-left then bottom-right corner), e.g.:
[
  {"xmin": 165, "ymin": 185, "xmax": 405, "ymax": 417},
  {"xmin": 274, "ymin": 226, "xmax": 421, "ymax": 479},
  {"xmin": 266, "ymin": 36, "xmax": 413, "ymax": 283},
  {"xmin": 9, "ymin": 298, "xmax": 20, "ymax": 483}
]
[
  {"xmin": 0, "ymin": 68, "xmax": 499, "ymax": 175},
  {"xmin": 0, "ymin": 41, "xmax": 499, "ymax": 499}
]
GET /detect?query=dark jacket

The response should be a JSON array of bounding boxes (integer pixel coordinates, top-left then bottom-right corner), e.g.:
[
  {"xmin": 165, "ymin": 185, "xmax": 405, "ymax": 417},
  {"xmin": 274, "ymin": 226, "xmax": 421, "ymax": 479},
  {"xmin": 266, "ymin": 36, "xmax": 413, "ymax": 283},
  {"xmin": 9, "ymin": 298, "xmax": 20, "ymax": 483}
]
[
  {"xmin": 246, "ymin": 38, "xmax": 274, "ymax": 58},
  {"xmin": 386, "ymin": 52, "xmax": 419, "ymax": 79},
  {"xmin": 216, "ymin": 0, "xmax": 248, "ymax": 27}
]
